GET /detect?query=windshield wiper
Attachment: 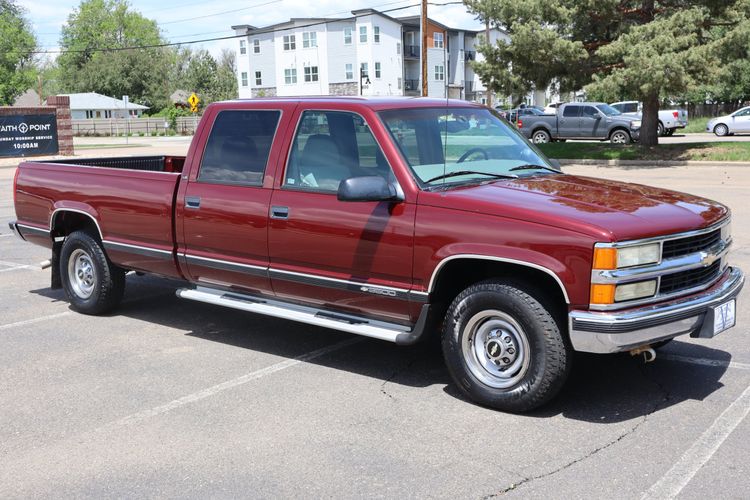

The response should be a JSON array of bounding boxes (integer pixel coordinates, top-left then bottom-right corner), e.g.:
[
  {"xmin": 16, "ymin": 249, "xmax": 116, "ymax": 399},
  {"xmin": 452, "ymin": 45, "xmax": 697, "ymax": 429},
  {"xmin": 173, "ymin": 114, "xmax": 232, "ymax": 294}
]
[
  {"xmin": 425, "ymin": 170, "xmax": 518, "ymax": 184},
  {"xmin": 508, "ymin": 164, "xmax": 561, "ymax": 173}
]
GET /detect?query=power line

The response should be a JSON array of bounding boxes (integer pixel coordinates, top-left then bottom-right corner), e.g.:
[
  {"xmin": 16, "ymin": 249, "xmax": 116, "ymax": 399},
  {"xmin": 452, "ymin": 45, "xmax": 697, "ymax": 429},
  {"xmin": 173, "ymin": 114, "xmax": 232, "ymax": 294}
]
[{"xmin": 157, "ymin": 0, "xmax": 283, "ymax": 26}]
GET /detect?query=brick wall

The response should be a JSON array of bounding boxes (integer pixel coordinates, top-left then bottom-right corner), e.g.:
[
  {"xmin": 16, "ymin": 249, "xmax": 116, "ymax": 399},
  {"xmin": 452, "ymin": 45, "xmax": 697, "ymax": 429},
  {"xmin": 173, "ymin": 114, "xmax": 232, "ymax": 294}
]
[{"xmin": 0, "ymin": 96, "xmax": 74, "ymax": 157}]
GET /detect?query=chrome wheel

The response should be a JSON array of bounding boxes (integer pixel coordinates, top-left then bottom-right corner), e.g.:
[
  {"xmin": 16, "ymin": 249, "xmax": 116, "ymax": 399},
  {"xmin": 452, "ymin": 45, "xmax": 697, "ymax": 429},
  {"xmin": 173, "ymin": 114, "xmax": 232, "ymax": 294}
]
[
  {"xmin": 610, "ymin": 130, "xmax": 629, "ymax": 144},
  {"xmin": 461, "ymin": 310, "xmax": 531, "ymax": 389},
  {"xmin": 532, "ymin": 131, "xmax": 550, "ymax": 144},
  {"xmin": 68, "ymin": 248, "xmax": 96, "ymax": 299}
]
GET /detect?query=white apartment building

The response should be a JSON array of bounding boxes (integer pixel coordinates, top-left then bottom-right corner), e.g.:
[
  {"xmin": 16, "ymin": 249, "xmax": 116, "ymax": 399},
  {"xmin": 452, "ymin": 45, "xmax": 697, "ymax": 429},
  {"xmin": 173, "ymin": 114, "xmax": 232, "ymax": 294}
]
[{"xmin": 232, "ymin": 9, "xmax": 516, "ymax": 102}]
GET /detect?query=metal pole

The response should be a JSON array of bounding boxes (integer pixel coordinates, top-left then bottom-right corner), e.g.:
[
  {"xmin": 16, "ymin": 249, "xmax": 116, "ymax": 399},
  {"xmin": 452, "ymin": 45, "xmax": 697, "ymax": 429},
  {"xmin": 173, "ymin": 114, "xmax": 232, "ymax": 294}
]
[
  {"xmin": 421, "ymin": 0, "xmax": 428, "ymax": 97},
  {"xmin": 485, "ymin": 20, "xmax": 492, "ymax": 108}
]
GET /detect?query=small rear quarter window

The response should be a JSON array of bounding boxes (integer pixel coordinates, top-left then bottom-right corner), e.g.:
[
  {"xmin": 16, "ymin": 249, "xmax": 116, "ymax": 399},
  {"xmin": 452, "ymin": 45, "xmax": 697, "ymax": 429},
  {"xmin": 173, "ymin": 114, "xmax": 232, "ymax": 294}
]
[{"xmin": 198, "ymin": 110, "xmax": 280, "ymax": 186}]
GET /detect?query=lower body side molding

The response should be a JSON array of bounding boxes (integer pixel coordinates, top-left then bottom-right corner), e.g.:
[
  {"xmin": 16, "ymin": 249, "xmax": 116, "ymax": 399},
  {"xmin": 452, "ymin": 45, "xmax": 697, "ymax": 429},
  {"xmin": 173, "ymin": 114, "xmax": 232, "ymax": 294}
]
[{"xmin": 176, "ymin": 286, "xmax": 431, "ymax": 345}]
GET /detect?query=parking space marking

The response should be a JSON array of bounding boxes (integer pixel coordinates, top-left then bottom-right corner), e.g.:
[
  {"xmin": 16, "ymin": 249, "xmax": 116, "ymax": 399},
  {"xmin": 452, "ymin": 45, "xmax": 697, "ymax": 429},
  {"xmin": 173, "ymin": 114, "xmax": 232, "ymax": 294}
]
[
  {"xmin": 662, "ymin": 354, "xmax": 750, "ymax": 371},
  {"xmin": 0, "ymin": 233, "xmax": 13, "ymax": 238},
  {"xmin": 113, "ymin": 337, "xmax": 361, "ymax": 427},
  {"xmin": 641, "ymin": 383, "xmax": 750, "ymax": 499},
  {"xmin": 0, "ymin": 259, "xmax": 34, "ymax": 273},
  {"xmin": 0, "ymin": 312, "xmax": 72, "ymax": 331}
]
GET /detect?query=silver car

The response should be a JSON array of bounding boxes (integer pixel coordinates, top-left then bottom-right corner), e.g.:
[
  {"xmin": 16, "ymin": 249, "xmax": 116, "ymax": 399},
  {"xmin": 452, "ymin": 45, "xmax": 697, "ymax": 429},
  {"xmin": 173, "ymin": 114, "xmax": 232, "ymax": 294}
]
[{"xmin": 707, "ymin": 106, "xmax": 750, "ymax": 136}]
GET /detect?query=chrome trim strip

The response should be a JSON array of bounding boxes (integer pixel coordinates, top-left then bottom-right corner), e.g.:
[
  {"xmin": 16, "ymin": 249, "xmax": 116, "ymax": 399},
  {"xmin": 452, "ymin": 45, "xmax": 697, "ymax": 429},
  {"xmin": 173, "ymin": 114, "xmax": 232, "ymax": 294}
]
[
  {"xmin": 427, "ymin": 254, "xmax": 570, "ymax": 304},
  {"xmin": 103, "ymin": 240, "xmax": 173, "ymax": 260},
  {"xmin": 594, "ymin": 217, "xmax": 730, "ymax": 249},
  {"xmin": 185, "ymin": 253, "xmax": 268, "ymax": 277},
  {"xmin": 50, "ymin": 208, "xmax": 103, "ymax": 240}
]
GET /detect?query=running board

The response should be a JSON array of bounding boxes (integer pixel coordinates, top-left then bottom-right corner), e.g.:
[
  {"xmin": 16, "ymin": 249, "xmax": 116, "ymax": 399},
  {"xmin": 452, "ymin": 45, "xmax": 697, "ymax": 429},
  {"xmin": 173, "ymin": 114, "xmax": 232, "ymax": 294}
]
[{"xmin": 175, "ymin": 286, "xmax": 423, "ymax": 344}]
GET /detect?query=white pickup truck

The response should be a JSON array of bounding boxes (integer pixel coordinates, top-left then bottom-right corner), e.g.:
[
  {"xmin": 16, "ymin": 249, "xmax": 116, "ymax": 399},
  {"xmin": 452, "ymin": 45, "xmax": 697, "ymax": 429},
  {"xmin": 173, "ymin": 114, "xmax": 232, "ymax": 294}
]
[{"xmin": 610, "ymin": 101, "xmax": 688, "ymax": 136}]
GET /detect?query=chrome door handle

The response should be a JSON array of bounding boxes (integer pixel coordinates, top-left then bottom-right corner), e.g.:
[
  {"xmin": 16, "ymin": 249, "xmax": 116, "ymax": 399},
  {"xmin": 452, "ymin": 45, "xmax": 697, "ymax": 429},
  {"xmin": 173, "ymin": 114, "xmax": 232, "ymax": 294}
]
[
  {"xmin": 185, "ymin": 196, "xmax": 201, "ymax": 209},
  {"xmin": 271, "ymin": 206, "xmax": 289, "ymax": 219}
]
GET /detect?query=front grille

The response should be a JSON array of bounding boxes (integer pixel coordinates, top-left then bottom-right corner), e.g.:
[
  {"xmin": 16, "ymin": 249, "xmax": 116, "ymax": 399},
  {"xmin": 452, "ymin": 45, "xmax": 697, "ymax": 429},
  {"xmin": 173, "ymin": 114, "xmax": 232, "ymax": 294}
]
[
  {"xmin": 662, "ymin": 229, "xmax": 721, "ymax": 259},
  {"xmin": 659, "ymin": 261, "xmax": 722, "ymax": 295}
]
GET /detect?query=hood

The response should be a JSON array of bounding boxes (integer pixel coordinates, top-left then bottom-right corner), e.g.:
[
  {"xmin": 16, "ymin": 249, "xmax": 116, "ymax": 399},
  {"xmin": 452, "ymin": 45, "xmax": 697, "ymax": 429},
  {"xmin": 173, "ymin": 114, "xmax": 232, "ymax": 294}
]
[{"xmin": 419, "ymin": 174, "xmax": 728, "ymax": 242}]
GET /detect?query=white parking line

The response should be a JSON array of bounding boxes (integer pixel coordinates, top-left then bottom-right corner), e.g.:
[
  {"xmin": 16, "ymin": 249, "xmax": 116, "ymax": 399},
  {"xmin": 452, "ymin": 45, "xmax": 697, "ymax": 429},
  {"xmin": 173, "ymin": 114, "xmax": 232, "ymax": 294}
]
[
  {"xmin": 0, "ymin": 312, "xmax": 73, "ymax": 331},
  {"xmin": 662, "ymin": 354, "xmax": 750, "ymax": 371},
  {"xmin": 113, "ymin": 337, "xmax": 361, "ymax": 427},
  {"xmin": 0, "ymin": 233, "xmax": 13, "ymax": 238},
  {"xmin": 641, "ymin": 383, "xmax": 750, "ymax": 499}
]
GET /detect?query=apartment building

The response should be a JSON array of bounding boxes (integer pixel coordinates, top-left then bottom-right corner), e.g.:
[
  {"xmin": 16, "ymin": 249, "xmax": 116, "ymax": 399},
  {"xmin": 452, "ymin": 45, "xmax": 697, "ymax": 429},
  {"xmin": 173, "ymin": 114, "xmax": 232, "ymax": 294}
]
[{"xmin": 232, "ymin": 9, "xmax": 509, "ymax": 102}]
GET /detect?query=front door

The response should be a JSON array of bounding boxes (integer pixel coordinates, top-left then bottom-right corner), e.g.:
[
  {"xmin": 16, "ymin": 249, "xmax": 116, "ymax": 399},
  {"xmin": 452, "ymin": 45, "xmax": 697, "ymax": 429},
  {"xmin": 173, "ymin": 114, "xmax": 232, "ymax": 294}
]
[
  {"xmin": 268, "ymin": 109, "xmax": 416, "ymax": 323},
  {"xmin": 580, "ymin": 105, "xmax": 606, "ymax": 138},
  {"xmin": 732, "ymin": 108, "xmax": 750, "ymax": 132},
  {"xmin": 178, "ymin": 106, "xmax": 288, "ymax": 294}
]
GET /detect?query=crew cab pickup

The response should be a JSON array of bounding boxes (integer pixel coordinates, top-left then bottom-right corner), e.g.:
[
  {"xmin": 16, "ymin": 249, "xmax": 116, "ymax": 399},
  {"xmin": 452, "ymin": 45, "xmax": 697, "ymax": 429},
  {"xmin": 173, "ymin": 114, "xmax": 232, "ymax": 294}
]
[
  {"xmin": 10, "ymin": 97, "xmax": 744, "ymax": 412},
  {"xmin": 519, "ymin": 102, "xmax": 641, "ymax": 145},
  {"xmin": 611, "ymin": 100, "xmax": 689, "ymax": 136}
]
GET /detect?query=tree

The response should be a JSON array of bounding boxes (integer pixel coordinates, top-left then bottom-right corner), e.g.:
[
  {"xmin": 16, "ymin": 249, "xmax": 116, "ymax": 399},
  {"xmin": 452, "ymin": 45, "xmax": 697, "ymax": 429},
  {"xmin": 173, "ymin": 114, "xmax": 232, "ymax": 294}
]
[
  {"xmin": 465, "ymin": 0, "xmax": 750, "ymax": 146},
  {"xmin": 173, "ymin": 48, "xmax": 238, "ymax": 106},
  {"xmin": 0, "ymin": 0, "xmax": 37, "ymax": 105},
  {"xmin": 57, "ymin": 0, "xmax": 173, "ymax": 110}
]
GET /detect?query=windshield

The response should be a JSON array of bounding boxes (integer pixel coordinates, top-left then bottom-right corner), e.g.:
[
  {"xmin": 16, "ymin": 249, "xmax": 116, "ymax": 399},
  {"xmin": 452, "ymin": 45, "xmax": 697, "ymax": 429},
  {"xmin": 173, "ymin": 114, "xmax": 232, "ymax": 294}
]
[
  {"xmin": 378, "ymin": 107, "xmax": 558, "ymax": 188},
  {"xmin": 596, "ymin": 104, "xmax": 622, "ymax": 116}
]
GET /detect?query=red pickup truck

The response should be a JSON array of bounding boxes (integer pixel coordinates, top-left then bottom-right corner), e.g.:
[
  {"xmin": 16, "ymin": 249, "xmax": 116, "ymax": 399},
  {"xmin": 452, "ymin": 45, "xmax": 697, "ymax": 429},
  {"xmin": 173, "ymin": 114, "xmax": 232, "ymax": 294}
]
[{"xmin": 10, "ymin": 97, "xmax": 744, "ymax": 412}]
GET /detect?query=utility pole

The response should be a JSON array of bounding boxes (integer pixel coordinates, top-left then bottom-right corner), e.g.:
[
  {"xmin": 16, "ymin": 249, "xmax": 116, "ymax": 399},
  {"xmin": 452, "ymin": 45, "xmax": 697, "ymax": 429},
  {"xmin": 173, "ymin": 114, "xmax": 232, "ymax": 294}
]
[
  {"xmin": 485, "ymin": 19, "xmax": 492, "ymax": 108},
  {"xmin": 420, "ymin": 0, "xmax": 428, "ymax": 97}
]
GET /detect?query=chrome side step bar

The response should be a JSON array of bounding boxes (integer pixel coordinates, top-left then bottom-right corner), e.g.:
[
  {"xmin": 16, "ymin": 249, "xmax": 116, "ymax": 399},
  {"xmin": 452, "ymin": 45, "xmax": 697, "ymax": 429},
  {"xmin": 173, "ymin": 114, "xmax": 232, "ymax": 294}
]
[{"xmin": 176, "ymin": 286, "xmax": 424, "ymax": 344}]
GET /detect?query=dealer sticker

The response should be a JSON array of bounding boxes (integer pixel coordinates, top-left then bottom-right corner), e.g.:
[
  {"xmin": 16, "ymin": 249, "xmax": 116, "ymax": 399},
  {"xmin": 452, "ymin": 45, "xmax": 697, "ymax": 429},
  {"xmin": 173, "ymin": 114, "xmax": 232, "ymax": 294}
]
[{"xmin": 713, "ymin": 299, "xmax": 736, "ymax": 335}]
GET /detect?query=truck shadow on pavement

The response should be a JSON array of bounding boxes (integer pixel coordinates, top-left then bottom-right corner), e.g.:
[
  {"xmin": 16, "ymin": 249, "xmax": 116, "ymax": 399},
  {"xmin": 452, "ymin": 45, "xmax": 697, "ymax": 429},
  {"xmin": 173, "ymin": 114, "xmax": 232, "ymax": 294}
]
[{"xmin": 32, "ymin": 275, "xmax": 731, "ymax": 423}]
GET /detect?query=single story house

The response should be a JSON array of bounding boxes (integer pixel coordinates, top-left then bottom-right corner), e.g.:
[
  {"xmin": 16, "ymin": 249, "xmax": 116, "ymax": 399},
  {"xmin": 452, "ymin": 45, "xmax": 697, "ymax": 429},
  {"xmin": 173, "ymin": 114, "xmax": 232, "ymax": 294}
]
[{"xmin": 62, "ymin": 92, "xmax": 149, "ymax": 119}]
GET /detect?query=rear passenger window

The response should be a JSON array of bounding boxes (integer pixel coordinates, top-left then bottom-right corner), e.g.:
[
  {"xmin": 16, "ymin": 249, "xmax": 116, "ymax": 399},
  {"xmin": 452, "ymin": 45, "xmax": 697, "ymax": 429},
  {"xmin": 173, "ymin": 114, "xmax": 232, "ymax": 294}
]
[
  {"xmin": 562, "ymin": 106, "xmax": 580, "ymax": 118},
  {"xmin": 198, "ymin": 110, "xmax": 280, "ymax": 185},
  {"xmin": 284, "ymin": 111, "xmax": 392, "ymax": 192}
]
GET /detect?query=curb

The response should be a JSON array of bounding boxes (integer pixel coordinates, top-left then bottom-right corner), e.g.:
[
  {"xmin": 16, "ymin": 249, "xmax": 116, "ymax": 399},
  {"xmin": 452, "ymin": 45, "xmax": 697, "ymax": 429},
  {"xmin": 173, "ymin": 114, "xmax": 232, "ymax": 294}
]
[{"xmin": 557, "ymin": 159, "xmax": 750, "ymax": 168}]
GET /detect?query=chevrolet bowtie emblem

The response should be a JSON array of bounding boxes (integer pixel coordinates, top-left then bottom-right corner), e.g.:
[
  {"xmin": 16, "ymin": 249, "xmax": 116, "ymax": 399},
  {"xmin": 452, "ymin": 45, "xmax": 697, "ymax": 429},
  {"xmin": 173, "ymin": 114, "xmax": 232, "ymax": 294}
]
[{"xmin": 700, "ymin": 252, "xmax": 718, "ymax": 267}]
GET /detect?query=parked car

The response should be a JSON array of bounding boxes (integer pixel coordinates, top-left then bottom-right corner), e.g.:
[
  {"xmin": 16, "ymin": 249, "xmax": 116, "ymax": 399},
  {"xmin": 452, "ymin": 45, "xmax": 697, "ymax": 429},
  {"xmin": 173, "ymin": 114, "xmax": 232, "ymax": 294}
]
[
  {"xmin": 503, "ymin": 107, "xmax": 546, "ymax": 125},
  {"xmin": 543, "ymin": 102, "xmax": 565, "ymax": 114},
  {"xmin": 610, "ymin": 101, "xmax": 688, "ymax": 136},
  {"xmin": 519, "ymin": 102, "xmax": 641, "ymax": 144},
  {"xmin": 706, "ymin": 106, "xmax": 750, "ymax": 136},
  {"xmin": 10, "ymin": 97, "xmax": 743, "ymax": 413}
]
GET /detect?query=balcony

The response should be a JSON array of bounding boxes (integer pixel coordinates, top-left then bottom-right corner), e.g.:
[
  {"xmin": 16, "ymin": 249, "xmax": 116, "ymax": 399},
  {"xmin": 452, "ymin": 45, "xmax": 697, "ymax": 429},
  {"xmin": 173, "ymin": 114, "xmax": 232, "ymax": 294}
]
[{"xmin": 404, "ymin": 45, "xmax": 420, "ymax": 59}]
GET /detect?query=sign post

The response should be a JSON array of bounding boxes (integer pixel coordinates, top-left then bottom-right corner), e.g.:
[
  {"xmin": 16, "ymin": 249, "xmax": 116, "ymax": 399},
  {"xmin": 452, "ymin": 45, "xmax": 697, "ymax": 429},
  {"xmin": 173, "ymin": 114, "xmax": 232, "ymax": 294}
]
[{"xmin": 122, "ymin": 95, "xmax": 129, "ymax": 144}]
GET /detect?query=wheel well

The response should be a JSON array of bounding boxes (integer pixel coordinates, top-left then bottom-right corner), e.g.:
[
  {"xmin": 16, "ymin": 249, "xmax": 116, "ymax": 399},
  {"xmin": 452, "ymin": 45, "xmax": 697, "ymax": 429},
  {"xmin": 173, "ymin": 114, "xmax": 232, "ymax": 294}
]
[
  {"xmin": 532, "ymin": 127, "xmax": 550, "ymax": 137},
  {"xmin": 429, "ymin": 259, "xmax": 568, "ymax": 328},
  {"xmin": 51, "ymin": 211, "xmax": 101, "ymax": 241}
]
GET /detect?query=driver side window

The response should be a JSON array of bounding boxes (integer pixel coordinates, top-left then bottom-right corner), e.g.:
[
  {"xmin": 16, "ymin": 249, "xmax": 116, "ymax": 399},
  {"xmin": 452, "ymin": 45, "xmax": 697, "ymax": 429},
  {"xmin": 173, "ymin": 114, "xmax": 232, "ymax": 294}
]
[{"xmin": 285, "ymin": 111, "xmax": 393, "ymax": 193}]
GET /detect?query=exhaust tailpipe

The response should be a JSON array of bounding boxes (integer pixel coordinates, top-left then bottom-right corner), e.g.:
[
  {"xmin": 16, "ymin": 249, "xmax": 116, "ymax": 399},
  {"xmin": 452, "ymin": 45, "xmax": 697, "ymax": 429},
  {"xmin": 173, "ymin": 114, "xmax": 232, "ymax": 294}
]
[{"xmin": 630, "ymin": 345, "xmax": 656, "ymax": 363}]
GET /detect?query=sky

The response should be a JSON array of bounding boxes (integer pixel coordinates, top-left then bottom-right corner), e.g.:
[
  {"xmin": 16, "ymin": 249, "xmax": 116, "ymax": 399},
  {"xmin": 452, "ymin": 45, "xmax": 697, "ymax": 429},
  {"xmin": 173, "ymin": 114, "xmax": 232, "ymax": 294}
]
[{"xmin": 19, "ymin": 0, "xmax": 484, "ymax": 59}]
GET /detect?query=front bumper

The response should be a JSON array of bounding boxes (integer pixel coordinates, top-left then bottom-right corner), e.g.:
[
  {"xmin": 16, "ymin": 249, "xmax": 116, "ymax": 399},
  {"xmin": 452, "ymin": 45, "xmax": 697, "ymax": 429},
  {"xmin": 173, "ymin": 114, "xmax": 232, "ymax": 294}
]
[{"xmin": 569, "ymin": 267, "xmax": 744, "ymax": 353}]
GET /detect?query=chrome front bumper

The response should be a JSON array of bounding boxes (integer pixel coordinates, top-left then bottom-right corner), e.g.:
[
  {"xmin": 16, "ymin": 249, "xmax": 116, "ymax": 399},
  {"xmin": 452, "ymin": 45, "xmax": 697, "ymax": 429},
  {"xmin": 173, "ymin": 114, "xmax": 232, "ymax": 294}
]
[{"xmin": 569, "ymin": 267, "xmax": 744, "ymax": 353}]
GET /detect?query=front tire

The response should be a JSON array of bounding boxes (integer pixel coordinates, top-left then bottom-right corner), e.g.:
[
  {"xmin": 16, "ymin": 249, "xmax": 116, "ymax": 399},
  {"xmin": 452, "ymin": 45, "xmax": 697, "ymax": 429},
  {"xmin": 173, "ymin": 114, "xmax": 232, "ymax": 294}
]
[
  {"xmin": 714, "ymin": 123, "xmax": 729, "ymax": 137},
  {"xmin": 60, "ymin": 230, "xmax": 125, "ymax": 315},
  {"xmin": 610, "ymin": 129, "xmax": 631, "ymax": 144},
  {"xmin": 441, "ymin": 281, "xmax": 571, "ymax": 413}
]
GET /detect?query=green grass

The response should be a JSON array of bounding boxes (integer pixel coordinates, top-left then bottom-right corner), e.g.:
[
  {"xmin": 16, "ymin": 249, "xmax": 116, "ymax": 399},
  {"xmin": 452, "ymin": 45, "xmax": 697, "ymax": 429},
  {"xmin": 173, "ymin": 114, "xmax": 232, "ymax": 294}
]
[
  {"xmin": 537, "ymin": 141, "xmax": 750, "ymax": 162},
  {"xmin": 683, "ymin": 116, "xmax": 710, "ymax": 134}
]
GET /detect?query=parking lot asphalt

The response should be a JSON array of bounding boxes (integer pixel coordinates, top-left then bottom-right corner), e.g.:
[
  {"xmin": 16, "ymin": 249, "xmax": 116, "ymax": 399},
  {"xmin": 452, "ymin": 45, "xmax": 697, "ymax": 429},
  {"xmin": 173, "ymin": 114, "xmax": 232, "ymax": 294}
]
[{"xmin": 1, "ymin": 161, "xmax": 748, "ymax": 498}]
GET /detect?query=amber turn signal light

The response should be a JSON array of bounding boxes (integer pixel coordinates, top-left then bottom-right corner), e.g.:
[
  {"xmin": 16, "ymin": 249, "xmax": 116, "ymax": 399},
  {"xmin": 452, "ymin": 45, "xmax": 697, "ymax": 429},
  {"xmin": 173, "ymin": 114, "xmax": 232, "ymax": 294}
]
[
  {"xmin": 593, "ymin": 247, "xmax": 617, "ymax": 270},
  {"xmin": 590, "ymin": 284, "xmax": 616, "ymax": 304}
]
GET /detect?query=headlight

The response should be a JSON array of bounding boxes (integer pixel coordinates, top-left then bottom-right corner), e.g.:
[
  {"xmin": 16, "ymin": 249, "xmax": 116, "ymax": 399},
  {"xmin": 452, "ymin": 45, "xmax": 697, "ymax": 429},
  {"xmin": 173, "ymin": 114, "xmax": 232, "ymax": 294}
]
[
  {"xmin": 630, "ymin": 120, "xmax": 641, "ymax": 128},
  {"xmin": 593, "ymin": 243, "xmax": 660, "ymax": 269},
  {"xmin": 614, "ymin": 280, "xmax": 657, "ymax": 302}
]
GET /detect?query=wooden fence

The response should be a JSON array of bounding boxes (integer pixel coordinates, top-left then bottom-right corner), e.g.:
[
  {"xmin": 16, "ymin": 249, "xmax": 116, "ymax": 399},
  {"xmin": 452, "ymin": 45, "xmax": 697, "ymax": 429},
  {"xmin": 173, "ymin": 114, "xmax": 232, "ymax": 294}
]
[{"xmin": 72, "ymin": 116, "xmax": 201, "ymax": 136}]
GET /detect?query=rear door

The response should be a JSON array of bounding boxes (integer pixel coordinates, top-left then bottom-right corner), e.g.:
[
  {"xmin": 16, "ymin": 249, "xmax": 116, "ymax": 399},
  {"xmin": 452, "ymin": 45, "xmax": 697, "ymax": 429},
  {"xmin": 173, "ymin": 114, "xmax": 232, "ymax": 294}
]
[
  {"xmin": 558, "ymin": 105, "xmax": 581, "ymax": 137},
  {"xmin": 177, "ymin": 103, "xmax": 293, "ymax": 294},
  {"xmin": 267, "ymin": 106, "xmax": 416, "ymax": 323}
]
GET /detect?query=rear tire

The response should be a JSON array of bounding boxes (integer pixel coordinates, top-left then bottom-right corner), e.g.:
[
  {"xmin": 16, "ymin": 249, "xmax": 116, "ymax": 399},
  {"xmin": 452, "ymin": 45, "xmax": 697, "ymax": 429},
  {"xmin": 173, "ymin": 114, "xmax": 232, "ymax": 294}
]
[
  {"xmin": 60, "ymin": 230, "xmax": 125, "ymax": 315},
  {"xmin": 532, "ymin": 129, "xmax": 551, "ymax": 144},
  {"xmin": 665, "ymin": 128, "xmax": 675, "ymax": 136},
  {"xmin": 657, "ymin": 122, "xmax": 665, "ymax": 136},
  {"xmin": 441, "ymin": 281, "xmax": 571, "ymax": 413}
]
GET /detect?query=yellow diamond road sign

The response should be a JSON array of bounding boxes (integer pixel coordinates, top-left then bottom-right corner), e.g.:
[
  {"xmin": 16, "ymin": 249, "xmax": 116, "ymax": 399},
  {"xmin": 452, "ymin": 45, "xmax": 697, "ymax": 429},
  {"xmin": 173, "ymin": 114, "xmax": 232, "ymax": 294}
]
[{"xmin": 188, "ymin": 93, "xmax": 199, "ymax": 108}]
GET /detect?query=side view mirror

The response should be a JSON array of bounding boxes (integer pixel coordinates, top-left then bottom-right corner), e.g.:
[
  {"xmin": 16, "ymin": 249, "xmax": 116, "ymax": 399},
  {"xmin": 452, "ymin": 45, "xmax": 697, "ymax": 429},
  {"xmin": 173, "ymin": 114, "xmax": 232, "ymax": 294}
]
[{"xmin": 337, "ymin": 176, "xmax": 404, "ymax": 202}]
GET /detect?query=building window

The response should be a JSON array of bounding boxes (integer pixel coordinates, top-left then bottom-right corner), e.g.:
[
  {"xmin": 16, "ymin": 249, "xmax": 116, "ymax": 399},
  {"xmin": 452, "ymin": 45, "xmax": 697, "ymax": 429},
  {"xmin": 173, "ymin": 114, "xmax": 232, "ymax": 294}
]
[
  {"xmin": 284, "ymin": 68, "xmax": 297, "ymax": 84},
  {"xmin": 345, "ymin": 63, "xmax": 353, "ymax": 80},
  {"xmin": 253, "ymin": 39, "xmax": 260, "ymax": 54},
  {"xmin": 397, "ymin": 77, "xmax": 402, "ymax": 90},
  {"xmin": 302, "ymin": 32, "xmax": 317, "ymax": 48},
  {"xmin": 373, "ymin": 26, "xmax": 380, "ymax": 43},
  {"xmin": 304, "ymin": 66, "xmax": 319, "ymax": 82},
  {"xmin": 283, "ymin": 35, "xmax": 296, "ymax": 51},
  {"xmin": 359, "ymin": 26, "xmax": 367, "ymax": 43},
  {"xmin": 241, "ymin": 72, "xmax": 248, "ymax": 87},
  {"xmin": 434, "ymin": 65, "xmax": 444, "ymax": 81},
  {"xmin": 374, "ymin": 62, "xmax": 381, "ymax": 79},
  {"xmin": 434, "ymin": 32, "xmax": 444, "ymax": 49},
  {"xmin": 360, "ymin": 62, "xmax": 368, "ymax": 78},
  {"xmin": 255, "ymin": 71, "xmax": 262, "ymax": 86},
  {"xmin": 396, "ymin": 42, "xmax": 401, "ymax": 55},
  {"xmin": 344, "ymin": 27, "xmax": 352, "ymax": 44},
  {"xmin": 239, "ymin": 40, "xmax": 246, "ymax": 54}
]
